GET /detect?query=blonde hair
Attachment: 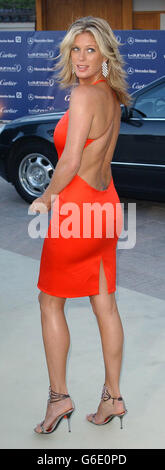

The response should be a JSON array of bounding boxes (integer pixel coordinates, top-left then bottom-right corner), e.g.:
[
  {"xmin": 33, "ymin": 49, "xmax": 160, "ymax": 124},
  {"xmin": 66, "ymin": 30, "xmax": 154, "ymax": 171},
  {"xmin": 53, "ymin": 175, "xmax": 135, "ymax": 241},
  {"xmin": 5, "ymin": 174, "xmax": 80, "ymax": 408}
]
[{"xmin": 53, "ymin": 16, "xmax": 132, "ymax": 106}]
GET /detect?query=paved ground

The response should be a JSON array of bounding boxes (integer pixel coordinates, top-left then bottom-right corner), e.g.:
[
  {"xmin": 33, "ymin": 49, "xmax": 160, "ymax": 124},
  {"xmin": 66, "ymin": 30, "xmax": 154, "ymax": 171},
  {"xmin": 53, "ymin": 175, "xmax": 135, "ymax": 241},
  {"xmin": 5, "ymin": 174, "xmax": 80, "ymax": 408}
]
[{"xmin": 0, "ymin": 176, "xmax": 165, "ymax": 449}]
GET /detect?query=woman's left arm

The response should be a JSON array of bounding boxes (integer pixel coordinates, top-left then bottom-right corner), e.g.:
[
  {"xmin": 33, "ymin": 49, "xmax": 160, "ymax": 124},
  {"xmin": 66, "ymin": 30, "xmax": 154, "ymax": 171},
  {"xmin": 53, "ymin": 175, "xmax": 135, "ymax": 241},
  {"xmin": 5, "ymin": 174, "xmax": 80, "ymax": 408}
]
[{"xmin": 29, "ymin": 86, "xmax": 94, "ymax": 212}]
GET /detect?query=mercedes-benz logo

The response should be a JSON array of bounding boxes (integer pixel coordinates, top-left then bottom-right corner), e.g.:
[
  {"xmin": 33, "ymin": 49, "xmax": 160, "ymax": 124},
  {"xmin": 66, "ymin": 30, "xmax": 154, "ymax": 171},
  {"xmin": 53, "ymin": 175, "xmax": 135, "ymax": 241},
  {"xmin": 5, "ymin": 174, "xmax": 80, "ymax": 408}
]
[
  {"xmin": 127, "ymin": 37, "xmax": 134, "ymax": 45},
  {"xmin": 27, "ymin": 65, "xmax": 33, "ymax": 73},
  {"xmin": 27, "ymin": 37, "xmax": 34, "ymax": 45},
  {"xmin": 28, "ymin": 94, "xmax": 34, "ymax": 101},
  {"xmin": 127, "ymin": 66, "xmax": 134, "ymax": 74}
]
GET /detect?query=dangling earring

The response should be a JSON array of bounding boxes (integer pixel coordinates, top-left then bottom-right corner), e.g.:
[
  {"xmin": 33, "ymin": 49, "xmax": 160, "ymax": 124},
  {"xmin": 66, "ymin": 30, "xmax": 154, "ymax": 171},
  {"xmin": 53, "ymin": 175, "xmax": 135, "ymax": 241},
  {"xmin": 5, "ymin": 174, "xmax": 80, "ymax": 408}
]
[
  {"xmin": 71, "ymin": 63, "xmax": 75, "ymax": 75},
  {"xmin": 102, "ymin": 60, "xmax": 109, "ymax": 77}
]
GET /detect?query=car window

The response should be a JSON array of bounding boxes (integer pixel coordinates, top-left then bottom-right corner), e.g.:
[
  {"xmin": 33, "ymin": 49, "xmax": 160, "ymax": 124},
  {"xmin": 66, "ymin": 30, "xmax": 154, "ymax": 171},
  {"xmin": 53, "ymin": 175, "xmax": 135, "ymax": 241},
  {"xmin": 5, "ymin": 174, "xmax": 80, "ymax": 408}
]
[{"xmin": 133, "ymin": 82, "xmax": 165, "ymax": 118}]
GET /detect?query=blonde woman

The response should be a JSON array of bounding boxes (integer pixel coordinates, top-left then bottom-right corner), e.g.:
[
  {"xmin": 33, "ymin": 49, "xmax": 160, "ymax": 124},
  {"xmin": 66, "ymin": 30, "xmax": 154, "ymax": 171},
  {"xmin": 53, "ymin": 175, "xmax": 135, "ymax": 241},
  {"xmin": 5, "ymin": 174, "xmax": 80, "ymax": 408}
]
[{"xmin": 30, "ymin": 16, "xmax": 132, "ymax": 434}]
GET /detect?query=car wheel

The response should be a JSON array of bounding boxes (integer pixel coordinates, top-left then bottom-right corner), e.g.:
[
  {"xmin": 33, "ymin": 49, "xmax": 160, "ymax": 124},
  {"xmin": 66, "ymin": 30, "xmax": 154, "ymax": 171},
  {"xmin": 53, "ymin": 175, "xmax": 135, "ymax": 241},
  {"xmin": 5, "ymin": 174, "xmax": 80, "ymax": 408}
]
[{"xmin": 12, "ymin": 141, "xmax": 58, "ymax": 203}]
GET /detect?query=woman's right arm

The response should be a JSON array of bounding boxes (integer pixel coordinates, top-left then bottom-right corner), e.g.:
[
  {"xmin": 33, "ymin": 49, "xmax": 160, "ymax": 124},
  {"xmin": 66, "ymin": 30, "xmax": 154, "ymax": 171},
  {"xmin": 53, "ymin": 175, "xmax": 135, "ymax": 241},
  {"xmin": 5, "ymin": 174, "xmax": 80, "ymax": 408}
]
[{"xmin": 29, "ymin": 85, "xmax": 95, "ymax": 213}]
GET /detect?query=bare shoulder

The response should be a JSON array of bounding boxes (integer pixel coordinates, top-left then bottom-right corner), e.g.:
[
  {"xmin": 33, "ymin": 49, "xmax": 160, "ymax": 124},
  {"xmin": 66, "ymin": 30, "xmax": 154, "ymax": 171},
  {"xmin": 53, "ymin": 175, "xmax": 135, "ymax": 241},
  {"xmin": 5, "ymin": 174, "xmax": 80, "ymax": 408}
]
[{"xmin": 69, "ymin": 84, "xmax": 97, "ymax": 109}]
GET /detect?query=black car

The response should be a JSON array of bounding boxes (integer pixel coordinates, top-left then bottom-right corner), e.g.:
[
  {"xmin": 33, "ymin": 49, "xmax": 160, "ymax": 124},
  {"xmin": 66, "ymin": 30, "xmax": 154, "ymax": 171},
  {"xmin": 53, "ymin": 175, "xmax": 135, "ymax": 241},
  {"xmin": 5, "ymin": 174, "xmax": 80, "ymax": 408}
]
[{"xmin": 0, "ymin": 75, "xmax": 165, "ymax": 203}]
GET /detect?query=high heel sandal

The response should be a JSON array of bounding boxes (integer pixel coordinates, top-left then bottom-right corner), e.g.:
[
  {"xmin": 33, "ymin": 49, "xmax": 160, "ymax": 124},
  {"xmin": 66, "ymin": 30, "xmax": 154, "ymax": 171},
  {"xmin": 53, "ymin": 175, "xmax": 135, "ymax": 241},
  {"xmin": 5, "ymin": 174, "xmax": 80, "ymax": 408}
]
[
  {"xmin": 87, "ymin": 384, "xmax": 127, "ymax": 429},
  {"xmin": 34, "ymin": 386, "xmax": 75, "ymax": 434}
]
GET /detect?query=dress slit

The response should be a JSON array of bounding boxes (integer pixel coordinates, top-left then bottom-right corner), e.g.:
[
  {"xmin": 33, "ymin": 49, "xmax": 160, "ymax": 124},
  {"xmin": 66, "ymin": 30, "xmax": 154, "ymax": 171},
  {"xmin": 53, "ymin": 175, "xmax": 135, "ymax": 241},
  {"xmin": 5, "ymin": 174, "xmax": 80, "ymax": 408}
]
[{"xmin": 98, "ymin": 256, "xmax": 111, "ymax": 295}]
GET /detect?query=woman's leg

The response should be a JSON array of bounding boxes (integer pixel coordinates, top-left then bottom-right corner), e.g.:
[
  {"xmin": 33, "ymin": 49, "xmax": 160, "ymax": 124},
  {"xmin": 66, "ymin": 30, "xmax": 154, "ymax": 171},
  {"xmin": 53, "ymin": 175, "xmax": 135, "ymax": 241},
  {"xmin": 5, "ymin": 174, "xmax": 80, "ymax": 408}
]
[
  {"xmin": 87, "ymin": 259, "xmax": 125, "ymax": 424},
  {"xmin": 34, "ymin": 291, "xmax": 73, "ymax": 433}
]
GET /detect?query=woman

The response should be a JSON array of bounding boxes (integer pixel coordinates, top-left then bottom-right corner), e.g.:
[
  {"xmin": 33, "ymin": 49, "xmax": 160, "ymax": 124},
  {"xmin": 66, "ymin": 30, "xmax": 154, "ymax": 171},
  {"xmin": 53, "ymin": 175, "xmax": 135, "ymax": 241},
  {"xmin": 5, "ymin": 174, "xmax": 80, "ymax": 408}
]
[{"xmin": 30, "ymin": 16, "xmax": 132, "ymax": 434}]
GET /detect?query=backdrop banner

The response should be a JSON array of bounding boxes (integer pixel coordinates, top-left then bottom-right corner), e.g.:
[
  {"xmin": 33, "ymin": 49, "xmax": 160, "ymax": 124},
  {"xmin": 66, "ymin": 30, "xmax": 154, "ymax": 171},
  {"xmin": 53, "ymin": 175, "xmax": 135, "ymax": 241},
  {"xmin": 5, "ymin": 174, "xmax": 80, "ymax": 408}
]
[{"xmin": 0, "ymin": 30, "xmax": 164, "ymax": 120}]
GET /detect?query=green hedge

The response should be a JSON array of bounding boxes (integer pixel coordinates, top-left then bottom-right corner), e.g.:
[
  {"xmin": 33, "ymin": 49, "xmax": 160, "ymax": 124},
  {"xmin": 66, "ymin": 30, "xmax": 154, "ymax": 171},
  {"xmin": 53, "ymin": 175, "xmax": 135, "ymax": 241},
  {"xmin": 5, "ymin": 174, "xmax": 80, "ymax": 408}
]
[{"xmin": 0, "ymin": 0, "xmax": 35, "ymax": 9}]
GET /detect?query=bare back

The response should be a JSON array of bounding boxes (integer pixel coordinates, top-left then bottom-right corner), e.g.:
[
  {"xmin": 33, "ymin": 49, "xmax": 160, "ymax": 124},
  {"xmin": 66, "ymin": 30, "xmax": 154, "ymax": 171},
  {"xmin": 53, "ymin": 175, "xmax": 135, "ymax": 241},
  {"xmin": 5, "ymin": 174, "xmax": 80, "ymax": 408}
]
[{"xmin": 77, "ymin": 82, "xmax": 121, "ymax": 191}]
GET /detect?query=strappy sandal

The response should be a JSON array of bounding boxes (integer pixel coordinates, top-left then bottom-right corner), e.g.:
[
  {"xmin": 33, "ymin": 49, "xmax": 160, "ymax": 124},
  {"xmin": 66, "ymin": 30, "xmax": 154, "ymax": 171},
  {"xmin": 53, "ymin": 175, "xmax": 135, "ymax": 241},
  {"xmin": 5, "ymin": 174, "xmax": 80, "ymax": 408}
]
[
  {"xmin": 34, "ymin": 386, "xmax": 75, "ymax": 434},
  {"xmin": 87, "ymin": 384, "xmax": 127, "ymax": 429}
]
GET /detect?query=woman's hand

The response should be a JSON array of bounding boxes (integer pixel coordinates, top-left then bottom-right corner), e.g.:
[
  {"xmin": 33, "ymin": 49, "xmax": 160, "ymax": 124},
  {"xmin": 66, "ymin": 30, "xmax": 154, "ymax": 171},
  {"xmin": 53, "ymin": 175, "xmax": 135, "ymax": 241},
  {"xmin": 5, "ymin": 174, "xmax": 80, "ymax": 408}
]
[{"xmin": 29, "ymin": 196, "xmax": 51, "ymax": 214}]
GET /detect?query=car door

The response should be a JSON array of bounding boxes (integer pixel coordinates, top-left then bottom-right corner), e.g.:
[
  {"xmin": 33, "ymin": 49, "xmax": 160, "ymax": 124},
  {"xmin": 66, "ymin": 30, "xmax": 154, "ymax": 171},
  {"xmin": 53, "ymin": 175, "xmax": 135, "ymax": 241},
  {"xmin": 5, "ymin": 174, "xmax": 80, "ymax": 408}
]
[{"xmin": 112, "ymin": 81, "xmax": 165, "ymax": 201}]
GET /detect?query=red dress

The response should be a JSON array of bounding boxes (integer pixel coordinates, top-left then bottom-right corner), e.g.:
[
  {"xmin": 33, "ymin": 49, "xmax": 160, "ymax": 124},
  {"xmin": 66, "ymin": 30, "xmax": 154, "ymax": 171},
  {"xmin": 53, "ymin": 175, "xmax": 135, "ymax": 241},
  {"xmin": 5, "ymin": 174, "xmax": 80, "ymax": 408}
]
[{"xmin": 37, "ymin": 79, "xmax": 123, "ymax": 297}]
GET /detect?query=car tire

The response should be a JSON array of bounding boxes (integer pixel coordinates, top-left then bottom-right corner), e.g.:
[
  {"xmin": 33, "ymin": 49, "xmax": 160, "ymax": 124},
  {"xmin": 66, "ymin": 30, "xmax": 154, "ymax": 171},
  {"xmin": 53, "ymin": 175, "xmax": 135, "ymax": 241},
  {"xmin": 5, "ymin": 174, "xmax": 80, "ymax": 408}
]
[{"xmin": 12, "ymin": 140, "xmax": 58, "ymax": 203}]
